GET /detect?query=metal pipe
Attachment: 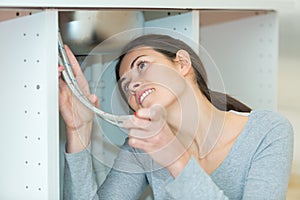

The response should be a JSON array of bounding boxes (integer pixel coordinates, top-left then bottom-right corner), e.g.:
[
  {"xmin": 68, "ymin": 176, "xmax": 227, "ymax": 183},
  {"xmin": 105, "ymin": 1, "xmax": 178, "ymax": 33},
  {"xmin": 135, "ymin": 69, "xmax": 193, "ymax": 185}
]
[{"xmin": 58, "ymin": 31, "xmax": 133, "ymax": 128}]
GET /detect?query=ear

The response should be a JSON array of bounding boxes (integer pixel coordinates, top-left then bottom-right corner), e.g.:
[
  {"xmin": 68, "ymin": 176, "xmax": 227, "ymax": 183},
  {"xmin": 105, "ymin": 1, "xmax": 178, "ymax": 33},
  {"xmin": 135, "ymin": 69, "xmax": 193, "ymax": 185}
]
[{"xmin": 175, "ymin": 49, "xmax": 192, "ymax": 76}]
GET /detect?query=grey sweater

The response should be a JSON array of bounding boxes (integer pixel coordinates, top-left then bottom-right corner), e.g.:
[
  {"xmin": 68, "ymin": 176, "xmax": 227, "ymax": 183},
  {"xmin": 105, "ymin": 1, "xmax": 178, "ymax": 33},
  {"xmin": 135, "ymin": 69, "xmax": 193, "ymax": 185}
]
[{"xmin": 64, "ymin": 110, "xmax": 293, "ymax": 199}]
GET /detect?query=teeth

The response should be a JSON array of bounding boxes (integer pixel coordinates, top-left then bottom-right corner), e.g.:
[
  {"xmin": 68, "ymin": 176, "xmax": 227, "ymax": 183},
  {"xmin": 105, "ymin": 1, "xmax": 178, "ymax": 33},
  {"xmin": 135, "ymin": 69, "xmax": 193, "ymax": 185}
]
[{"xmin": 139, "ymin": 89, "xmax": 154, "ymax": 104}]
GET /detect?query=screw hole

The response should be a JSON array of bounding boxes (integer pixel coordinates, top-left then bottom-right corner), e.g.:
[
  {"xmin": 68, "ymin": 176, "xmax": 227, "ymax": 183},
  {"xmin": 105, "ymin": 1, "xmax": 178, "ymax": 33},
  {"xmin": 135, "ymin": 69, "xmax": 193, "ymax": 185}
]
[
  {"xmin": 36, "ymin": 33, "xmax": 39, "ymax": 37},
  {"xmin": 37, "ymin": 137, "xmax": 41, "ymax": 140},
  {"xmin": 24, "ymin": 59, "xmax": 27, "ymax": 62},
  {"xmin": 36, "ymin": 85, "xmax": 40, "ymax": 90},
  {"xmin": 25, "ymin": 186, "xmax": 29, "ymax": 189},
  {"xmin": 23, "ymin": 33, "xmax": 26, "ymax": 36},
  {"xmin": 25, "ymin": 161, "xmax": 28, "ymax": 164},
  {"xmin": 25, "ymin": 136, "xmax": 28, "ymax": 139},
  {"xmin": 24, "ymin": 85, "xmax": 27, "ymax": 88},
  {"xmin": 268, "ymin": 84, "xmax": 272, "ymax": 88},
  {"xmin": 25, "ymin": 110, "xmax": 28, "ymax": 114},
  {"xmin": 16, "ymin": 12, "xmax": 20, "ymax": 16}
]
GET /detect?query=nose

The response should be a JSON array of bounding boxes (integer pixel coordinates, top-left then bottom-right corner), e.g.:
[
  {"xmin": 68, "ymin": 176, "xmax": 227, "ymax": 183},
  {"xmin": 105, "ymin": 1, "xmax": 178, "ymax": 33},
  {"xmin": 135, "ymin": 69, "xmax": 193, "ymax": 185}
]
[{"xmin": 128, "ymin": 81, "xmax": 142, "ymax": 94}]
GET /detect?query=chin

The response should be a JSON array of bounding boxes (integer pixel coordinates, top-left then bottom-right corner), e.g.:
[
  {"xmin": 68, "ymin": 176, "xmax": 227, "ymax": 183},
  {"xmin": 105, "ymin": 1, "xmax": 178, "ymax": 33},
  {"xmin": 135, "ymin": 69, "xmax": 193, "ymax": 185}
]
[
  {"xmin": 131, "ymin": 94, "xmax": 175, "ymax": 110},
  {"xmin": 141, "ymin": 100, "xmax": 171, "ymax": 110}
]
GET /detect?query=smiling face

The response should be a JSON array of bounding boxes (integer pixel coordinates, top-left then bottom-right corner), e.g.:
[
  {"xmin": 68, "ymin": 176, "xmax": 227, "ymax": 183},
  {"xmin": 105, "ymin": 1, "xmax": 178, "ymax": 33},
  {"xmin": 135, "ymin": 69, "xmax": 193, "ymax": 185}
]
[{"xmin": 118, "ymin": 46, "xmax": 189, "ymax": 111}]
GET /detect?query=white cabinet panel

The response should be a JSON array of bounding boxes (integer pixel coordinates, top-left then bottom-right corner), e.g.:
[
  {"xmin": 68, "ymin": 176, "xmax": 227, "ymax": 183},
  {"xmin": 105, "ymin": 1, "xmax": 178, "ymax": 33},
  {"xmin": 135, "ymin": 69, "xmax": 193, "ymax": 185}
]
[
  {"xmin": 200, "ymin": 12, "xmax": 278, "ymax": 110},
  {"xmin": 145, "ymin": 11, "xmax": 199, "ymax": 44},
  {"xmin": 0, "ymin": 0, "xmax": 295, "ymax": 10},
  {"xmin": 0, "ymin": 11, "xmax": 59, "ymax": 199}
]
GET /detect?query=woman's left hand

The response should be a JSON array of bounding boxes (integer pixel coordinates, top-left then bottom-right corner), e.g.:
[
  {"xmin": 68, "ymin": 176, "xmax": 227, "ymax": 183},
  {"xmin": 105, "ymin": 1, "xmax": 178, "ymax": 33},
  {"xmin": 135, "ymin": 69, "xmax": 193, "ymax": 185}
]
[{"xmin": 123, "ymin": 105, "xmax": 191, "ymax": 177}]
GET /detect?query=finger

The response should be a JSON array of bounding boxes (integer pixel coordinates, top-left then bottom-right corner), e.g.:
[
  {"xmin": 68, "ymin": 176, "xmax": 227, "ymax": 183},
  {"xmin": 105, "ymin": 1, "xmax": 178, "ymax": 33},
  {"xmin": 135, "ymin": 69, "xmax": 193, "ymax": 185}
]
[
  {"xmin": 149, "ymin": 104, "xmax": 166, "ymax": 121},
  {"xmin": 123, "ymin": 115, "xmax": 165, "ymax": 135},
  {"xmin": 136, "ymin": 104, "xmax": 166, "ymax": 121},
  {"xmin": 128, "ymin": 129, "xmax": 153, "ymax": 140},
  {"xmin": 126, "ymin": 119, "xmax": 165, "ymax": 139},
  {"xmin": 59, "ymin": 76, "xmax": 66, "ymax": 88},
  {"xmin": 64, "ymin": 45, "xmax": 91, "ymax": 96},
  {"xmin": 128, "ymin": 137, "xmax": 149, "ymax": 150},
  {"xmin": 132, "ymin": 106, "xmax": 167, "ymax": 136},
  {"xmin": 94, "ymin": 95, "xmax": 100, "ymax": 108},
  {"xmin": 58, "ymin": 65, "xmax": 64, "ymax": 78},
  {"xmin": 88, "ymin": 94, "xmax": 99, "ymax": 107},
  {"xmin": 64, "ymin": 45, "xmax": 83, "ymax": 77},
  {"xmin": 134, "ymin": 108, "xmax": 151, "ymax": 120},
  {"xmin": 122, "ymin": 117, "xmax": 152, "ymax": 130},
  {"xmin": 59, "ymin": 77, "xmax": 70, "ymax": 94},
  {"xmin": 58, "ymin": 65, "xmax": 64, "ymax": 72}
]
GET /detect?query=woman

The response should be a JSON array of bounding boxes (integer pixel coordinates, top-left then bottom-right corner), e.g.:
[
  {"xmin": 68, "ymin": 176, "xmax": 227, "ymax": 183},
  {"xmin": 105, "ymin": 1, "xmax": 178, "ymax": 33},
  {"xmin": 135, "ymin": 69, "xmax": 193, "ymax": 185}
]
[{"xmin": 60, "ymin": 34, "xmax": 293, "ymax": 199}]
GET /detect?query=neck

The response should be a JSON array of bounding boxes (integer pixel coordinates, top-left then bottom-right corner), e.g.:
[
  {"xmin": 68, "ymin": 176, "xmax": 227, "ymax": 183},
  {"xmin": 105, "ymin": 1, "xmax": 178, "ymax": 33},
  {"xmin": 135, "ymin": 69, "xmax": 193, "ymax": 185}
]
[{"xmin": 165, "ymin": 84, "xmax": 227, "ymax": 159}]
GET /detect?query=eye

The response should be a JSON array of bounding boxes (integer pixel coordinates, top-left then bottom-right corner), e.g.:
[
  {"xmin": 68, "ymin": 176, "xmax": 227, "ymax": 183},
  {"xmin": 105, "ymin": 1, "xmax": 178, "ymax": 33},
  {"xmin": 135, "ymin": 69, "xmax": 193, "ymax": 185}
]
[{"xmin": 137, "ymin": 60, "xmax": 148, "ymax": 72}]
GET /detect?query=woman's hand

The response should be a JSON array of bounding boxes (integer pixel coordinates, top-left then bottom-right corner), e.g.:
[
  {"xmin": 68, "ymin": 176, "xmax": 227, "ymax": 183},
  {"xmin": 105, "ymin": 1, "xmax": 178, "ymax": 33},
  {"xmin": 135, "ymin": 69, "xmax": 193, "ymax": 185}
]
[
  {"xmin": 58, "ymin": 45, "xmax": 99, "ymax": 153},
  {"xmin": 123, "ymin": 105, "xmax": 191, "ymax": 177}
]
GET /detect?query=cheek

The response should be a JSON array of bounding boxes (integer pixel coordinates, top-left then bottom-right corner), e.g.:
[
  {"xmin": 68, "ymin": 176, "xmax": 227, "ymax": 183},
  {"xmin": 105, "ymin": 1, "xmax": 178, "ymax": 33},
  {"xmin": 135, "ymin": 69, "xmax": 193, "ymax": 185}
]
[
  {"xmin": 143, "ymin": 64, "xmax": 186, "ymax": 96},
  {"xmin": 143, "ymin": 87, "xmax": 176, "ymax": 108},
  {"xmin": 127, "ymin": 95, "xmax": 139, "ymax": 110}
]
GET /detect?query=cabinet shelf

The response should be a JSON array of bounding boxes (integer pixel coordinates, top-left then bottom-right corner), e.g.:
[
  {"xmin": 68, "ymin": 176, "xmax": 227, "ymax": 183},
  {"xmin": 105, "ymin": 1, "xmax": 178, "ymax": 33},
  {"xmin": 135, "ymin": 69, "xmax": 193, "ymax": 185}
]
[{"xmin": 0, "ymin": 0, "xmax": 295, "ymax": 10}]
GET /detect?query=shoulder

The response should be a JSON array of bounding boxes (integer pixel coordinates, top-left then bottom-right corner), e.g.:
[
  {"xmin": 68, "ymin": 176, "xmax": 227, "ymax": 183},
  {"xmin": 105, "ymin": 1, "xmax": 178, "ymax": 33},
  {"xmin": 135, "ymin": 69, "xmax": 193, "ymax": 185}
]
[
  {"xmin": 250, "ymin": 110, "xmax": 289, "ymax": 123},
  {"xmin": 245, "ymin": 110, "xmax": 293, "ymax": 147},
  {"xmin": 249, "ymin": 110, "xmax": 293, "ymax": 133}
]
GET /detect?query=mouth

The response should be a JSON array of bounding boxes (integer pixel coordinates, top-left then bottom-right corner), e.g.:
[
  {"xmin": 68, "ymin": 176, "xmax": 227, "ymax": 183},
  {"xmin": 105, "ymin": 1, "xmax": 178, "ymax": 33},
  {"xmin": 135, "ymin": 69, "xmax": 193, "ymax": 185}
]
[{"xmin": 137, "ymin": 88, "xmax": 155, "ymax": 105}]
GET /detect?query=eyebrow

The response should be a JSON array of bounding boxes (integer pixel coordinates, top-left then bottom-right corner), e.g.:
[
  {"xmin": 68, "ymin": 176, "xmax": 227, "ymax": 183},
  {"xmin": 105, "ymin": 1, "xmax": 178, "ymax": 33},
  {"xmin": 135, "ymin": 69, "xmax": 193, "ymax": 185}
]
[
  {"xmin": 119, "ymin": 55, "xmax": 146, "ymax": 86},
  {"xmin": 130, "ymin": 55, "xmax": 146, "ymax": 69}
]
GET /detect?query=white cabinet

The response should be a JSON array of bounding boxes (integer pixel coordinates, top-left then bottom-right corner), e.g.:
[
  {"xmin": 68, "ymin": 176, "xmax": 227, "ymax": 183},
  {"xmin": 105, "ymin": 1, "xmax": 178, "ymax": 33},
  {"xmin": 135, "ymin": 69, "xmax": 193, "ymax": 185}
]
[
  {"xmin": 200, "ymin": 11, "xmax": 278, "ymax": 110},
  {"xmin": 0, "ymin": 11, "xmax": 59, "ymax": 200},
  {"xmin": 0, "ymin": 2, "xmax": 285, "ymax": 198}
]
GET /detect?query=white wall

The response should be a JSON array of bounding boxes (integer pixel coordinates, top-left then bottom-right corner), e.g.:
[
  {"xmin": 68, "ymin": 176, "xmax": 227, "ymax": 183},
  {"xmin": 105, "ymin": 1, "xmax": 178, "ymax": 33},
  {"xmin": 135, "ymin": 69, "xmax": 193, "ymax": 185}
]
[{"xmin": 278, "ymin": 0, "xmax": 300, "ymax": 174}]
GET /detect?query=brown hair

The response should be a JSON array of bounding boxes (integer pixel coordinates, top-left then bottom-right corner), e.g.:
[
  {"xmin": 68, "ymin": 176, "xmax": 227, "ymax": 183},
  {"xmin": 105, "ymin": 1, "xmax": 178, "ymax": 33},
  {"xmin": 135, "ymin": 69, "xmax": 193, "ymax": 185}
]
[{"xmin": 115, "ymin": 34, "xmax": 251, "ymax": 112}]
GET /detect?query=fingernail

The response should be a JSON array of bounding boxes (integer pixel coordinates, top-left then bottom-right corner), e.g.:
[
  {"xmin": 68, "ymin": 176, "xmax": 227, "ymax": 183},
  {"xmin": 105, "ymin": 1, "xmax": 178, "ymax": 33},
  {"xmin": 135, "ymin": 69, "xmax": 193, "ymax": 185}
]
[
  {"xmin": 134, "ymin": 111, "xmax": 137, "ymax": 117},
  {"xmin": 130, "ymin": 138, "xmax": 135, "ymax": 145}
]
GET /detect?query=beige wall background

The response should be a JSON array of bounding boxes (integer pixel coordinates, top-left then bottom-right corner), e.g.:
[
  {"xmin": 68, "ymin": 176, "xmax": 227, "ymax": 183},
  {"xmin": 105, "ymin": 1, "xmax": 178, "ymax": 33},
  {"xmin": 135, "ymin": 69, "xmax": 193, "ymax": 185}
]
[{"xmin": 278, "ymin": 0, "xmax": 300, "ymax": 175}]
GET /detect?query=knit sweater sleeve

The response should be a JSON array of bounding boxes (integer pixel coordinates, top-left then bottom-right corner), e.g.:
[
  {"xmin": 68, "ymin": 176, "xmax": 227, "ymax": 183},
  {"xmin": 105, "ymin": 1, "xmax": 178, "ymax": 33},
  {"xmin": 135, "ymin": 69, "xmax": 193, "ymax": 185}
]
[
  {"xmin": 242, "ymin": 119, "xmax": 293, "ymax": 199},
  {"xmin": 64, "ymin": 140, "xmax": 148, "ymax": 200},
  {"xmin": 97, "ymin": 141, "xmax": 148, "ymax": 200},
  {"xmin": 64, "ymin": 149, "xmax": 99, "ymax": 200}
]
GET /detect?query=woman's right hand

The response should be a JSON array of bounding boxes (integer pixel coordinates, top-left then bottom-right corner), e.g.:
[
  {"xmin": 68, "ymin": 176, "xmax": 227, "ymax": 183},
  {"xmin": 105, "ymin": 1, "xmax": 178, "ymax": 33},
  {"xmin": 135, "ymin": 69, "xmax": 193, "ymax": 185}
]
[{"xmin": 58, "ymin": 45, "xmax": 99, "ymax": 153}]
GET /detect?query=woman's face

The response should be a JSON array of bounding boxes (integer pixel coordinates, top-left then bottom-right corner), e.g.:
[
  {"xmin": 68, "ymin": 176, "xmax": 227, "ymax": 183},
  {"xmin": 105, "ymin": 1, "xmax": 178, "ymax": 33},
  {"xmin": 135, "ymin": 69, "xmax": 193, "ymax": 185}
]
[{"xmin": 119, "ymin": 47, "xmax": 187, "ymax": 111}]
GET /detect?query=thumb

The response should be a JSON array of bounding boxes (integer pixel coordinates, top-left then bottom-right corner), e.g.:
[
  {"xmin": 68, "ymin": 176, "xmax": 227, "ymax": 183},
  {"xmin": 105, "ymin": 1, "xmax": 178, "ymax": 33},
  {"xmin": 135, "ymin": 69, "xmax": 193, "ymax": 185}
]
[
  {"xmin": 136, "ymin": 104, "xmax": 166, "ymax": 122},
  {"xmin": 149, "ymin": 104, "xmax": 166, "ymax": 121}
]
